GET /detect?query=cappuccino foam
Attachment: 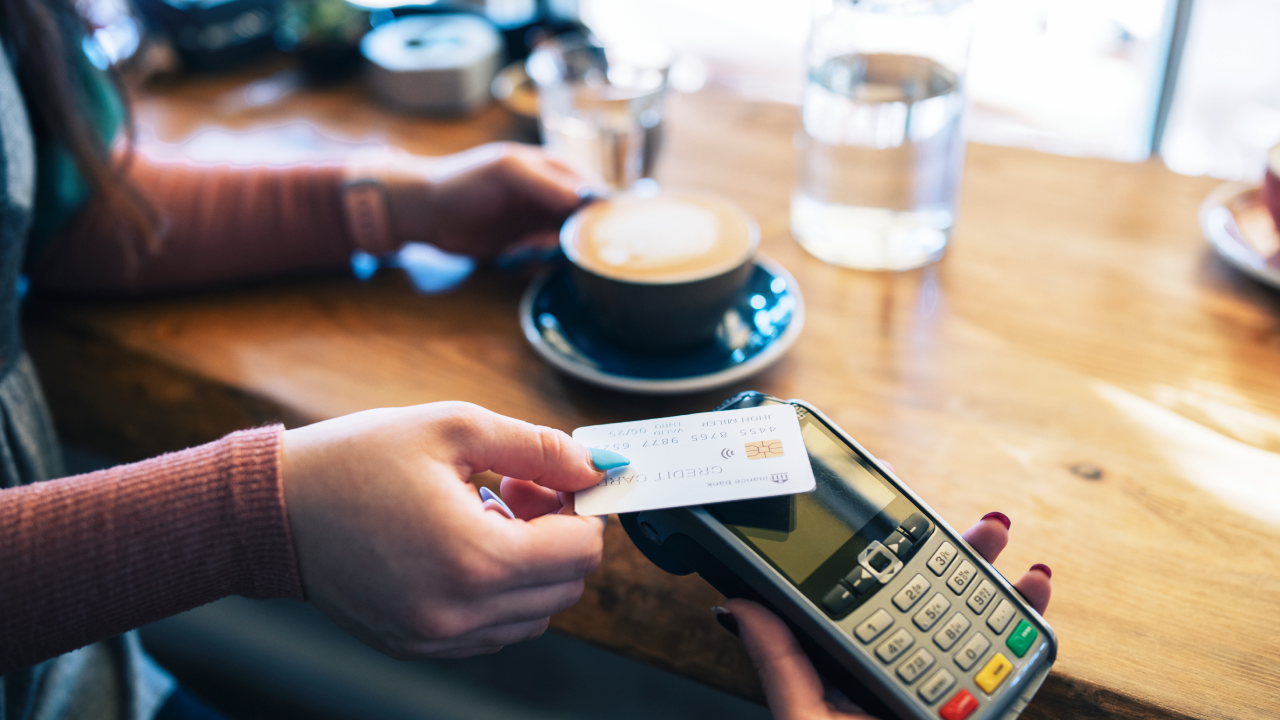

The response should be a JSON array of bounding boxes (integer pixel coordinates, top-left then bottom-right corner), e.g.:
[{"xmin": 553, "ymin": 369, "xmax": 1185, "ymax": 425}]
[{"xmin": 565, "ymin": 191, "xmax": 756, "ymax": 283}]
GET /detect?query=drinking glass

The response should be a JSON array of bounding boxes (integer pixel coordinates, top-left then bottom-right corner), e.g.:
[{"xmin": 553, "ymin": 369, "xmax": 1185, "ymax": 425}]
[
  {"xmin": 792, "ymin": 0, "xmax": 975, "ymax": 271},
  {"xmin": 526, "ymin": 34, "xmax": 668, "ymax": 190}
]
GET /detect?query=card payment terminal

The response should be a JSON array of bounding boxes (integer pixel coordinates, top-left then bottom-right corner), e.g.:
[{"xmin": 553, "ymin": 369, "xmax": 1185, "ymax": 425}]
[{"xmin": 619, "ymin": 392, "xmax": 1056, "ymax": 720}]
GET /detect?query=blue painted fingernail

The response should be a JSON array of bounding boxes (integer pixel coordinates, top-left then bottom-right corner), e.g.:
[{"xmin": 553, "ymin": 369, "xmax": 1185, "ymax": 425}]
[
  {"xmin": 479, "ymin": 486, "xmax": 515, "ymax": 519},
  {"xmin": 589, "ymin": 448, "xmax": 630, "ymax": 471}
]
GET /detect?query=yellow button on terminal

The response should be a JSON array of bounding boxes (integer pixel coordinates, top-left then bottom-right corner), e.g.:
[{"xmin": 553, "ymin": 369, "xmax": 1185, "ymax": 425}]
[{"xmin": 974, "ymin": 653, "xmax": 1013, "ymax": 694}]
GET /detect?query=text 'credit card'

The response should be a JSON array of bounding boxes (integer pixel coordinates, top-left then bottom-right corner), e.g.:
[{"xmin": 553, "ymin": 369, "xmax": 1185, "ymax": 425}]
[{"xmin": 573, "ymin": 406, "xmax": 817, "ymax": 516}]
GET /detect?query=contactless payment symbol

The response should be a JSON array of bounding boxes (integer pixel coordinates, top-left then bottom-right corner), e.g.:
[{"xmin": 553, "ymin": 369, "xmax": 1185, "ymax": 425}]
[{"xmin": 745, "ymin": 439, "xmax": 784, "ymax": 460}]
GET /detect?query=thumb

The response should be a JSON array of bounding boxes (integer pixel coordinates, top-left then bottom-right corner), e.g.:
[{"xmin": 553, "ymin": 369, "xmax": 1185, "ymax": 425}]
[{"xmin": 455, "ymin": 406, "xmax": 605, "ymax": 492}]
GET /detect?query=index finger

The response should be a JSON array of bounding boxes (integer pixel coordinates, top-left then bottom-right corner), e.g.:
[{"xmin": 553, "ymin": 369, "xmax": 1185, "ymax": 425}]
[{"xmin": 961, "ymin": 512, "xmax": 1011, "ymax": 563}]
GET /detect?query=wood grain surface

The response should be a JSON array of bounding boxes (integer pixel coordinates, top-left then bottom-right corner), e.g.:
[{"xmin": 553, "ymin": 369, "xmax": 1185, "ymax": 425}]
[{"xmin": 24, "ymin": 67, "xmax": 1280, "ymax": 720}]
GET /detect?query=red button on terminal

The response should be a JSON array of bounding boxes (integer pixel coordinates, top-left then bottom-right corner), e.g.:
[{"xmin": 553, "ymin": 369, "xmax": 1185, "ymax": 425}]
[{"xmin": 939, "ymin": 689, "xmax": 979, "ymax": 720}]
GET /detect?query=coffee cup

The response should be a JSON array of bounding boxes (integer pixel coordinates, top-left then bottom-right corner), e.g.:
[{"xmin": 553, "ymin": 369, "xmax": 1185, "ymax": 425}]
[{"xmin": 560, "ymin": 189, "xmax": 760, "ymax": 351}]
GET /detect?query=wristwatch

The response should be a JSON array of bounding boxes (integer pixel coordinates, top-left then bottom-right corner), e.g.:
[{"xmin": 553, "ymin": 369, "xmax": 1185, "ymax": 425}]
[{"xmin": 341, "ymin": 177, "xmax": 396, "ymax": 254}]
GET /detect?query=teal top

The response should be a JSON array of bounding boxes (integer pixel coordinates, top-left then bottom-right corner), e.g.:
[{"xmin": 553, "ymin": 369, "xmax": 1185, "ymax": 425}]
[{"xmin": 27, "ymin": 47, "xmax": 125, "ymax": 257}]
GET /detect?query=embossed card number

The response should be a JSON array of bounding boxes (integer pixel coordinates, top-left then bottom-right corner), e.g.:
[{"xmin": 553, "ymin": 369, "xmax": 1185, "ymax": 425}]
[{"xmin": 572, "ymin": 407, "xmax": 817, "ymax": 515}]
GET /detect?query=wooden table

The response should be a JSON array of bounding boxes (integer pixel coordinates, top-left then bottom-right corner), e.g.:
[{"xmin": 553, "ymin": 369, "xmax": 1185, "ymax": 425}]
[{"xmin": 25, "ymin": 66, "xmax": 1280, "ymax": 720}]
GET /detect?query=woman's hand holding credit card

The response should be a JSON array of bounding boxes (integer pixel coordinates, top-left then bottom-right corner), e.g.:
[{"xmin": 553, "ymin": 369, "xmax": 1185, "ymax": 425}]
[{"xmin": 279, "ymin": 402, "xmax": 612, "ymax": 660}]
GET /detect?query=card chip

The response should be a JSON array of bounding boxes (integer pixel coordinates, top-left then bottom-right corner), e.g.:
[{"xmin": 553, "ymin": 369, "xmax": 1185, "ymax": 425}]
[{"xmin": 745, "ymin": 440, "xmax": 784, "ymax": 459}]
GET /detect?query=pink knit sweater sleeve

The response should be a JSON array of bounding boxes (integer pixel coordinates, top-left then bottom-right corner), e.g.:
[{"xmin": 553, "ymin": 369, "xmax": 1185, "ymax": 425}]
[
  {"xmin": 0, "ymin": 425, "xmax": 304, "ymax": 674},
  {"xmin": 27, "ymin": 150, "xmax": 398, "ymax": 296}
]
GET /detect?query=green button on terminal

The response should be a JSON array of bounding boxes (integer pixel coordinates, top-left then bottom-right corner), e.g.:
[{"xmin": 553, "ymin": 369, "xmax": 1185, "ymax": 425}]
[{"xmin": 1006, "ymin": 619, "xmax": 1037, "ymax": 657}]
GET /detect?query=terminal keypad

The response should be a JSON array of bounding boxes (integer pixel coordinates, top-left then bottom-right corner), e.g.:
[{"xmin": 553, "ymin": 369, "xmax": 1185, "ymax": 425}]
[{"xmin": 839, "ymin": 530, "xmax": 1043, "ymax": 717}]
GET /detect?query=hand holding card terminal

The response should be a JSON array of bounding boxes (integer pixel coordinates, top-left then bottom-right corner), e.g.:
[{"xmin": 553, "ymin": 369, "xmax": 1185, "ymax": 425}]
[{"xmin": 619, "ymin": 392, "xmax": 1056, "ymax": 720}]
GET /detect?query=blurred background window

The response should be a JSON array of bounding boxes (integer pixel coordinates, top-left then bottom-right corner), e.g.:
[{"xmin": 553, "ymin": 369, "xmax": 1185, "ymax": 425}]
[
  {"xmin": 86, "ymin": 0, "xmax": 1280, "ymax": 180},
  {"xmin": 580, "ymin": 0, "xmax": 1280, "ymax": 178},
  {"xmin": 965, "ymin": 0, "xmax": 1176, "ymax": 162},
  {"xmin": 1159, "ymin": 0, "xmax": 1280, "ymax": 180}
]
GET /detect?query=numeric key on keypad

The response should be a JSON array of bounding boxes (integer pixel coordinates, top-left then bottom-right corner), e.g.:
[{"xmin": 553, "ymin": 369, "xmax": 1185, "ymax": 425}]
[
  {"xmin": 933, "ymin": 612, "xmax": 971, "ymax": 651},
  {"xmin": 896, "ymin": 648, "xmax": 935, "ymax": 684},
  {"xmin": 854, "ymin": 609, "xmax": 894, "ymax": 643},
  {"xmin": 967, "ymin": 579, "xmax": 997, "ymax": 615},
  {"xmin": 918, "ymin": 668, "xmax": 957, "ymax": 704},
  {"xmin": 875, "ymin": 628, "xmax": 916, "ymax": 663},
  {"xmin": 893, "ymin": 574, "xmax": 930, "ymax": 612},
  {"xmin": 913, "ymin": 593, "xmax": 951, "ymax": 631},
  {"xmin": 947, "ymin": 560, "xmax": 977, "ymax": 595},
  {"xmin": 927, "ymin": 542, "xmax": 957, "ymax": 576},
  {"xmin": 954, "ymin": 632, "xmax": 991, "ymax": 671}
]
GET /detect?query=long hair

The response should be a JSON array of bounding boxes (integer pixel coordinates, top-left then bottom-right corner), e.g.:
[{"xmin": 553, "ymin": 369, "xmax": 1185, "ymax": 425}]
[{"xmin": 0, "ymin": 0, "xmax": 158, "ymax": 259}]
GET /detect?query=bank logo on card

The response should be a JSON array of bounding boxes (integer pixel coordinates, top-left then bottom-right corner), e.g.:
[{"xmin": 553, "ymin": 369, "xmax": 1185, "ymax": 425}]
[{"xmin": 745, "ymin": 439, "xmax": 784, "ymax": 460}]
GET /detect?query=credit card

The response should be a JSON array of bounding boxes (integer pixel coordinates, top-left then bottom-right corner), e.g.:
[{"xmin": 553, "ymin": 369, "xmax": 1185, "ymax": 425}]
[{"xmin": 572, "ymin": 406, "xmax": 817, "ymax": 515}]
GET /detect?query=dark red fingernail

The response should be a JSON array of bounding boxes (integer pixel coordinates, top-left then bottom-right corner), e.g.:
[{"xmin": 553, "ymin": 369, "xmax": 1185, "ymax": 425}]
[
  {"xmin": 712, "ymin": 606, "xmax": 739, "ymax": 637},
  {"xmin": 1030, "ymin": 563, "xmax": 1052, "ymax": 579},
  {"xmin": 982, "ymin": 511, "xmax": 1011, "ymax": 530}
]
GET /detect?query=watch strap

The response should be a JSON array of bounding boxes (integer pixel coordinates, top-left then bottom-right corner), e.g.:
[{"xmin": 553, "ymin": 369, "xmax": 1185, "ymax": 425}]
[{"xmin": 341, "ymin": 178, "xmax": 396, "ymax": 254}]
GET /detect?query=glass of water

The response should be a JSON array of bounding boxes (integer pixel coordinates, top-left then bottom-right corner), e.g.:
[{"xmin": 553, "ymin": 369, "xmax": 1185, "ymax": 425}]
[
  {"xmin": 526, "ymin": 34, "xmax": 668, "ymax": 190},
  {"xmin": 792, "ymin": 0, "xmax": 975, "ymax": 271}
]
